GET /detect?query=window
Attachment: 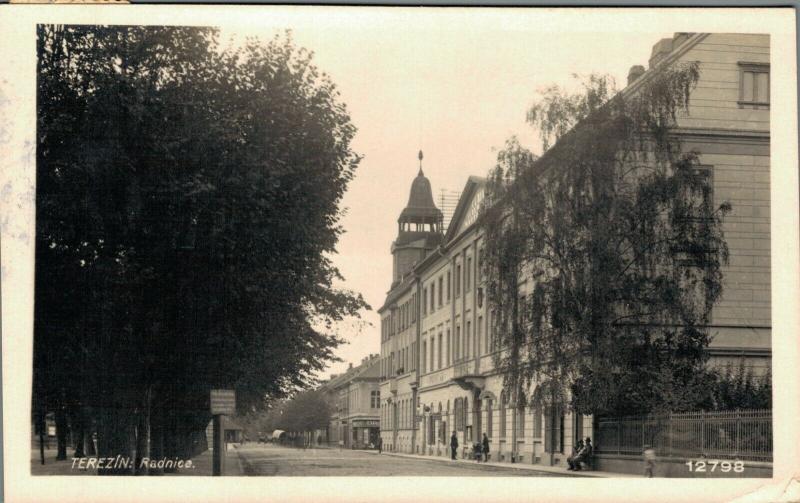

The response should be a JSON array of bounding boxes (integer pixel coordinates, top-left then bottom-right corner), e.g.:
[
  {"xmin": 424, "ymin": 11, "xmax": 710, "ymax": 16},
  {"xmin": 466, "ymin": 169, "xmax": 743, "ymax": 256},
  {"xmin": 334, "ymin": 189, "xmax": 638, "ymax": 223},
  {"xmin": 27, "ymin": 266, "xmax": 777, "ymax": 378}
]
[
  {"xmin": 422, "ymin": 288, "xmax": 427, "ymax": 316},
  {"xmin": 466, "ymin": 257, "xmax": 472, "ymax": 292},
  {"xmin": 446, "ymin": 329, "xmax": 451, "ymax": 366},
  {"xmin": 455, "ymin": 264, "xmax": 461, "ymax": 297},
  {"xmin": 517, "ymin": 407, "xmax": 525, "ymax": 437},
  {"xmin": 544, "ymin": 406, "xmax": 564, "ymax": 453},
  {"xmin": 675, "ymin": 166, "xmax": 715, "ymax": 268},
  {"xmin": 466, "ymin": 321, "xmax": 471, "ymax": 358},
  {"xmin": 371, "ymin": 390, "xmax": 380, "ymax": 408},
  {"xmin": 739, "ymin": 62, "xmax": 769, "ymax": 108},
  {"xmin": 430, "ymin": 337, "xmax": 435, "ymax": 371},
  {"xmin": 478, "ymin": 316, "xmax": 484, "ymax": 355},
  {"xmin": 454, "ymin": 398, "xmax": 464, "ymax": 431},
  {"xmin": 499, "ymin": 392, "xmax": 507, "ymax": 438},
  {"xmin": 437, "ymin": 333, "xmax": 443, "ymax": 369},
  {"xmin": 486, "ymin": 399, "xmax": 493, "ymax": 438},
  {"xmin": 446, "ymin": 271, "xmax": 451, "ymax": 302},
  {"xmin": 455, "ymin": 325, "xmax": 461, "ymax": 361},
  {"xmin": 422, "ymin": 341, "xmax": 427, "ymax": 374},
  {"xmin": 533, "ymin": 400, "xmax": 543, "ymax": 439},
  {"xmin": 430, "ymin": 282, "xmax": 435, "ymax": 312},
  {"xmin": 411, "ymin": 294, "xmax": 416, "ymax": 322},
  {"xmin": 438, "ymin": 276, "xmax": 443, "ymax": 307}
]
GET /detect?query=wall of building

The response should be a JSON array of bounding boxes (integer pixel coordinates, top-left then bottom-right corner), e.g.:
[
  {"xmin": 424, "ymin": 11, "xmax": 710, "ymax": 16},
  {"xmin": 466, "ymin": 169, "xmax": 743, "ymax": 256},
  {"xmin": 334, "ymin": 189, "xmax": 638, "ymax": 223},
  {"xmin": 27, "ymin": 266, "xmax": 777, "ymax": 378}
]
[
  {"xmin": 676, "ymin": 33, "xmax": 771, "ymax": 372},
  {"xmin": 377, "ymin": 32, "xmax": 772, "ymax": 468}
]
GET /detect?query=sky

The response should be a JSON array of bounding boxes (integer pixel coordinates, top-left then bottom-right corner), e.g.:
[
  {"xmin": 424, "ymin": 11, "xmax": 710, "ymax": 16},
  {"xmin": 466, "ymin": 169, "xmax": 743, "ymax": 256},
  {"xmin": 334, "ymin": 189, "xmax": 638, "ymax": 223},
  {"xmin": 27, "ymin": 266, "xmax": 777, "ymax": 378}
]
[{"xmin": 219, "ymin": 10, "xmax": 672, "ymax": 380}]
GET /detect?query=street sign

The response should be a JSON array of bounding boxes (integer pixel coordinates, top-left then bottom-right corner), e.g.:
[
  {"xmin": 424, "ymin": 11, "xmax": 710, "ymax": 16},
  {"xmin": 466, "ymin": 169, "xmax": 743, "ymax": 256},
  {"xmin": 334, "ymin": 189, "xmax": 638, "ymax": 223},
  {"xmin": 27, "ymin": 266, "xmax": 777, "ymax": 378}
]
[{"xmin": 210, "ymin": 389, "xmax": 236, "ymax": 415}]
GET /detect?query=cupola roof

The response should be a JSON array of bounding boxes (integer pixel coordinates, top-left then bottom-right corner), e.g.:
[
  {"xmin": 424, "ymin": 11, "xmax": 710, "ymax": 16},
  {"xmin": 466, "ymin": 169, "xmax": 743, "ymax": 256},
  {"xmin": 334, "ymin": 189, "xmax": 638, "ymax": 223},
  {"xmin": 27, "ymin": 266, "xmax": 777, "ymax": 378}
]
[{"xmin": 399, "ymin": 151, "xmax": 443, "ymax": 222}]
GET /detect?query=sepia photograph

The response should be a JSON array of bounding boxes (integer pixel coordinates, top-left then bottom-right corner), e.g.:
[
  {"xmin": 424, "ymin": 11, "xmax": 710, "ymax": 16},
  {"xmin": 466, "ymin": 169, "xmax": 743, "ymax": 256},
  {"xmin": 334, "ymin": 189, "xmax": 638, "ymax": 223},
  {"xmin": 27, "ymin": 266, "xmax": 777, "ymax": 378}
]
[{"xmin": 1, "ymin": 5, "xmax": 798, "ymax": 503}]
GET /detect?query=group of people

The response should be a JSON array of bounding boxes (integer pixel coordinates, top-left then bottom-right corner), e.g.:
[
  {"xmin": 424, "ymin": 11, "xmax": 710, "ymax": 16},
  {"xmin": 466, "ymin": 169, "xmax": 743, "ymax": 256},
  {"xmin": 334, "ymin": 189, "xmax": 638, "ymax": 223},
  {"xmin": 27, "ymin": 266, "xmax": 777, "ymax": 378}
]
[
  {"xmin": 450, "ymin": 431, "xmax": 491, "ymax": 462},
  {"xmin": 566, "ymin": 437, "xmax": 593, "ymax": 471}
]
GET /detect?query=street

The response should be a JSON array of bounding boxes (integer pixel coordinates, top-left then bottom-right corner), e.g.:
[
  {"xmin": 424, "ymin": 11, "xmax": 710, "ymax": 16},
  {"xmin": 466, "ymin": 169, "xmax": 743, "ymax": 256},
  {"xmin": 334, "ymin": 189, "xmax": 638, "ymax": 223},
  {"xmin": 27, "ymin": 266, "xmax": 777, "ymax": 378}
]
[{"xmin": 234, "ymin": 444, "xmax": 569, "ymax": 476}]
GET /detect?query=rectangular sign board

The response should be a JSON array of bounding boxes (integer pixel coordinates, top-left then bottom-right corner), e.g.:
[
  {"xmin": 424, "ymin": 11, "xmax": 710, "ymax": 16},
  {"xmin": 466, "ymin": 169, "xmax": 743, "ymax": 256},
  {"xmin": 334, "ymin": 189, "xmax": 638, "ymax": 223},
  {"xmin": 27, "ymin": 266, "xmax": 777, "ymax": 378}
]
[{"xmin": 210, "ymin": 389, "xmax": 236, "ymax": 415}]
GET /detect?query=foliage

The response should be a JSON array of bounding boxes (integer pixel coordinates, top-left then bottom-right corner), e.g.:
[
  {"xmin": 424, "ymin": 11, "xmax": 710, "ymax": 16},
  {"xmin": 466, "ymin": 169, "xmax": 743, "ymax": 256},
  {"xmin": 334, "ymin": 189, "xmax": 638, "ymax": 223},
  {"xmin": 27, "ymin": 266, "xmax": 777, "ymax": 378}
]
[
  {"xmin": 710, "ymin": 363, "xmax": 771, "ymax": 411},
  {"xmin": 34, "ymin": 25, "xmax": 366, "ymax": 471},
  {"xmin": 272, "ymin": 390, "xmax": 333, "ymax": 433},
  {"xmin": 482, "ymin": 65, "xmax": 732, "ymax": 417}
]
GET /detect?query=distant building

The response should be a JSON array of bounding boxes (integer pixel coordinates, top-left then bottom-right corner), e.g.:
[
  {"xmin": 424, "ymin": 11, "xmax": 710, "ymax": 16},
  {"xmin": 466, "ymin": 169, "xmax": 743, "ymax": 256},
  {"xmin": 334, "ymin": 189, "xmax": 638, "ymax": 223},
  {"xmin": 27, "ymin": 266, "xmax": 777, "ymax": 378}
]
[
  {"xmin": 319, "ymin": 354, "xmax": 381, "ymax": 449},
  {"xmin": 378, "ymin": 33, "xmax": 771, "ymax": 467}
]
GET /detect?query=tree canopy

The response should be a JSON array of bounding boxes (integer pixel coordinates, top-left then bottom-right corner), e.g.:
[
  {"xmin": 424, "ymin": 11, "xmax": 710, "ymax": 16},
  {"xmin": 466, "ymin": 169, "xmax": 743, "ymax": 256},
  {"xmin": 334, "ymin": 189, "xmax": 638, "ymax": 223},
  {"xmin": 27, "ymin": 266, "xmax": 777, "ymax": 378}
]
[
  {"xmin": 34, "ymin": 24, "xmax": 366, "ymax": 472},
  {"xmin": 482, "ymin": 65, "xmax": 732, "ymax": 417}
]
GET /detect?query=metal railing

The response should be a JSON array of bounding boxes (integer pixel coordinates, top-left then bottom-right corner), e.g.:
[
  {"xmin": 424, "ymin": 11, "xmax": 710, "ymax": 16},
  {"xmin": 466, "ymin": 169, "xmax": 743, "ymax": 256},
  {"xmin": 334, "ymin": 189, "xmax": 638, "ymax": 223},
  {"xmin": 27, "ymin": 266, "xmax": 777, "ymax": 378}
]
[{"xmin": 594, "ymin": 409, "xmax": 772, "ymax": 462}]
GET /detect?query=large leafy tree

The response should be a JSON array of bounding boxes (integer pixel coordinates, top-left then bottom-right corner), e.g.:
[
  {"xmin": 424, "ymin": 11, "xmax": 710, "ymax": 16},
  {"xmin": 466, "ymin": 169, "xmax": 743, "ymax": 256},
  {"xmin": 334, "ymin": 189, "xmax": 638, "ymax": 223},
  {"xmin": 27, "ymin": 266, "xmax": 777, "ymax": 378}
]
[
  {"xmin": 482, "ymin": 65, "xmax": 731, "ymax": 419},
  {"xmin": 34, "ymin": 25, "xmax": 366, "ymax": 473}
]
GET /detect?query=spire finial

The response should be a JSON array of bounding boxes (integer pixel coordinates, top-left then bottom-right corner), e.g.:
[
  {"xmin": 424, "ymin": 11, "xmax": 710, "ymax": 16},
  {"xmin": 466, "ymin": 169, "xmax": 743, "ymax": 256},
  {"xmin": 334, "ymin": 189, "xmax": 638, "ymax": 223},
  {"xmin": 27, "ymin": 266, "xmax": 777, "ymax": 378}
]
[{"xmin": 418, "ymin": 150, "xmax": 424, "ymax": 176}]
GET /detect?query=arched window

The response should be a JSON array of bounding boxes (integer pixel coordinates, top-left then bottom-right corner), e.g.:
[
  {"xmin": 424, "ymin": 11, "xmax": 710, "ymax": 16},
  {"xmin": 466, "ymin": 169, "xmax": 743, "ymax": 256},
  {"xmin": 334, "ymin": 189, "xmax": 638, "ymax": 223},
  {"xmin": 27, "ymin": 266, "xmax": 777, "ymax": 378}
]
[
  {"xmin": 533, "ymin": 397, "xmax": 543, "ymax": 439},
  {"xmin": 499, "ymin": 392, "xmax": 507, "ymax": 438}
]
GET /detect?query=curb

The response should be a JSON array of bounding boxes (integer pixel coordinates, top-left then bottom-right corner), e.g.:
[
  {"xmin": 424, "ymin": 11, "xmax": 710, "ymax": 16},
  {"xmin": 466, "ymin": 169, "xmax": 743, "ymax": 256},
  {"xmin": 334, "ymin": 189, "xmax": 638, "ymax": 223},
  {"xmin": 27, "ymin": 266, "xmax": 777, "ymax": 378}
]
[{"xmin": 368, "ymin": 450, "xmax": 628, "ymax": 478}]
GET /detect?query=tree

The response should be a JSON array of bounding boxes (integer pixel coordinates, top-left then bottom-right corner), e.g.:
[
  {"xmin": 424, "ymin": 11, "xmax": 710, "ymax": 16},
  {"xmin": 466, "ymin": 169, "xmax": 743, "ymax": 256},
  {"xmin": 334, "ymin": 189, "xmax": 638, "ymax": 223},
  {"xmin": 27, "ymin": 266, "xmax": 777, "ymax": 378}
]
[
  {"xmin": 34, "ymin": 25, "xmax": 367, "ymax": 473},
  {"xmin": 711, "ymin": 363, "xmax": 771, "ymax": 410},
  {"xmin": 482, "ymin": 65, "xmax": 731, "ymax": 418}
]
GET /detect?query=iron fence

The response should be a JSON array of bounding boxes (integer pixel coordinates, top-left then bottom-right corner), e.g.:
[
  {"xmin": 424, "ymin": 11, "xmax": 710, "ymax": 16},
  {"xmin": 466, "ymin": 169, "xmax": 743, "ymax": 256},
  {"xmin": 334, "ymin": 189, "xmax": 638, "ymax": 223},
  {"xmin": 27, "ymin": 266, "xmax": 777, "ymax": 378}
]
[{"xmin": 594, "ymin": 409, "xmax": 771, "ymax": 462}]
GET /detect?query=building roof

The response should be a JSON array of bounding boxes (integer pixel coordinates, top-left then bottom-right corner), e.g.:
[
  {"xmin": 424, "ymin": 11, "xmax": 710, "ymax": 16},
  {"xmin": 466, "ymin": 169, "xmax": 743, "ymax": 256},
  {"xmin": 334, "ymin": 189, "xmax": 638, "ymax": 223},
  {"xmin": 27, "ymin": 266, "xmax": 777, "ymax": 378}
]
[{"xmin": 398, "ymin": 168, "xmax": 443, "ymax": 222}]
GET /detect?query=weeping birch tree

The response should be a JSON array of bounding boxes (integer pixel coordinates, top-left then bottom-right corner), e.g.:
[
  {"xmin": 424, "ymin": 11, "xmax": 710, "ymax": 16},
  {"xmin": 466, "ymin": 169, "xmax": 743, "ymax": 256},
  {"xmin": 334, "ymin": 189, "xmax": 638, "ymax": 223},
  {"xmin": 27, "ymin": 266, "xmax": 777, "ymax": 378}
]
[{"xmin": 482, "ymin": 64, "xmax": 731, "ymax": 418}]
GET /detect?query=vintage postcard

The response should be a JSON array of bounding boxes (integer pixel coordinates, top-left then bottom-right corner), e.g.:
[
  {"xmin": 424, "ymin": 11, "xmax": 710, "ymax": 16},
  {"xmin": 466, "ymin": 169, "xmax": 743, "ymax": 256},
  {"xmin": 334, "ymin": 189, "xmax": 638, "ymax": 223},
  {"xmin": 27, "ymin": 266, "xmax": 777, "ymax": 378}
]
[{"xmin": 1, "ymin": 5, "xmax": 797, "ymax": 503}]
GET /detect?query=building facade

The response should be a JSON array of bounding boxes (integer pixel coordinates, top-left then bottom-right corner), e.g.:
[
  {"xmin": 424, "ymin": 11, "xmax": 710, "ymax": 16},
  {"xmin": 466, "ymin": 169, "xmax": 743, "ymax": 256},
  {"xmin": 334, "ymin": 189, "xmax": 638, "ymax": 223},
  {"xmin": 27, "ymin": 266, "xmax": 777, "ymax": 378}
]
[
  {"xmin": 321, "ymin": 354, "xmax": 382, "ymax": 449},
  {"xmin": 378, "ymin": 33, "xmax": 771, "ymax": 467}
]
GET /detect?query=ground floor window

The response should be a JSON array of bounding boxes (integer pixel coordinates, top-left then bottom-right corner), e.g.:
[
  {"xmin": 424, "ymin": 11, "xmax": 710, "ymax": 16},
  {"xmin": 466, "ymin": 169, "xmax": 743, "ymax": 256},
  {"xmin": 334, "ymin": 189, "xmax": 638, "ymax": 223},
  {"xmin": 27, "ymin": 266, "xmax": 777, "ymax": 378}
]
[{"xmin": 544, "ymin": 406, "xmax": 564, "ymax": 453}]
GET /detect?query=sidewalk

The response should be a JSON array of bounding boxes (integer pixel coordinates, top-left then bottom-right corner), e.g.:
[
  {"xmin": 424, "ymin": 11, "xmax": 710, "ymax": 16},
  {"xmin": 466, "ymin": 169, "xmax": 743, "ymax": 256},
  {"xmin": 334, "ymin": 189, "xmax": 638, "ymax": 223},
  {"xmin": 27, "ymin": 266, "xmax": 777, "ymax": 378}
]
[
  {"xmin": 30, "ymin": 446, "xmax": 244, "ymax": 476},
  {"xmin": 367, "ymin": 450, "xmax": 636, "ymax": 478}
]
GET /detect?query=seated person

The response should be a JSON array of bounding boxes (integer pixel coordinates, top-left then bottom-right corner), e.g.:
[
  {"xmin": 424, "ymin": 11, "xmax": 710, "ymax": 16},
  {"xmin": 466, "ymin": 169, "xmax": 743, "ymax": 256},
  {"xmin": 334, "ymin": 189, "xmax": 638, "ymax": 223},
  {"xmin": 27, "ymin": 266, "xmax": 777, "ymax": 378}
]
[
  {"xmin": 572, "ymin": 437, "xmax": 593, "ymax": 470},
  {"xmin": 567, "ymin": 439, "xmax": 584, "ymax": 471}
]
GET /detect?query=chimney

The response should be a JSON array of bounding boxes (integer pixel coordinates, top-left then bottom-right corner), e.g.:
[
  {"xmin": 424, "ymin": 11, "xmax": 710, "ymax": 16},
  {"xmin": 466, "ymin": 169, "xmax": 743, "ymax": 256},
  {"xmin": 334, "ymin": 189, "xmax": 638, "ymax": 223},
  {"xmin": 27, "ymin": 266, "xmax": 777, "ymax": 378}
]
[
  {"xmin": 648, "ymin": 38, "xmax": 674, "ymax": 69},
  {"xmin": 627, "ymin": 65, "xmax": 645, "ymax": 86},
  {"xmin": 672, "ymin": 32, "xmax": 691, "ymax": 48},
  {"xmin": 348, "ymin": 362, "xmax": 353, "ymax": 369}
]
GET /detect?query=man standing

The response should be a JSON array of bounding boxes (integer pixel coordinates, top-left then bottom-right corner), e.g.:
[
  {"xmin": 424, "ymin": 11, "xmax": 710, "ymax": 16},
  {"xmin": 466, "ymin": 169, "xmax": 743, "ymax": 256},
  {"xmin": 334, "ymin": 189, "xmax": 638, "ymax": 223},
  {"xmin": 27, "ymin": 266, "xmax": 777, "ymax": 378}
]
[
  {"xmin": 377, "ymin": 436, "xmax": 383, "ymax": 454},
  {"xmin": 450, "ymin": 431, "xmax": 458, "ymax": 460},
  {"xmin": 482, "ymin": 433, "xmax": 490, "ymax": 462}
]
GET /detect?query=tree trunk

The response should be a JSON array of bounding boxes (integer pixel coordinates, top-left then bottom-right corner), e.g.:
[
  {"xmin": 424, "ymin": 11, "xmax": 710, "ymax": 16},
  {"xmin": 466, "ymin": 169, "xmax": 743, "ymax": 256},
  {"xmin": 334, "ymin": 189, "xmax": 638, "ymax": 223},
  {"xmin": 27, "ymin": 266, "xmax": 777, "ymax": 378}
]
[
  {"xmin": 134, "ymin": 401, "xmax": 150, "ymax": 475},
  {"xmin": 37, "ymin": 408, "xmax": 46, "ymax": 465},
  {"xmin": 73, "ymin": 407, "xmax": 86, "ymax": 458},
  {"xmin": 96, "ymin": 406, "xmax": 135, "ymax": 475},
  {"xmin": 55, "ymin": 406, "xmax": 68, "ymax": 460},
  {"xmin": 149, "ymin": 404, "xmax": 164, "ymax": 475}
]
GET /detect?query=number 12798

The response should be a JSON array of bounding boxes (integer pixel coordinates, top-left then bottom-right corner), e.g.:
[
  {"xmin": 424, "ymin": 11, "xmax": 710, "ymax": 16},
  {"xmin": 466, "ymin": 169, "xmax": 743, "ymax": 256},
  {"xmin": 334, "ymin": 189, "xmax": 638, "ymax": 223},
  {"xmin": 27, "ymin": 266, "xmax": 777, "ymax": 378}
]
[{"xmin": 686, "ymin": 460, "xmax": 744, "ymax": 473}]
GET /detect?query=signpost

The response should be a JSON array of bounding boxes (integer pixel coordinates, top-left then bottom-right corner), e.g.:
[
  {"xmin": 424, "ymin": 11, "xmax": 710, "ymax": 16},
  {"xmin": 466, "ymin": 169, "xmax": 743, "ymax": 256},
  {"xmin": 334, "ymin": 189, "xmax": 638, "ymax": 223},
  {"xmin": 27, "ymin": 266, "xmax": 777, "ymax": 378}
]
[{"xmin": 210, "ymin": 389, "xmax": 236, "ymax": 476}]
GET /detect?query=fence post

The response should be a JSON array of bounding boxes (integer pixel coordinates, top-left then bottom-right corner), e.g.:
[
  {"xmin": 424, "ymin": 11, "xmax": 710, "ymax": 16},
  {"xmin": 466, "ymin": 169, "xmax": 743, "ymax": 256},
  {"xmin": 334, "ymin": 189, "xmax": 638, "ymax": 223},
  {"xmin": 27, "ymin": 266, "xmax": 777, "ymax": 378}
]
[
  {"xmin": 641, "ymin": 417, "xmax": 645, "ymax": 453},
  {"xmin": 668, "ymin": 413, "xmax": 673, "ymax": 458},
  {"xmin": 735, "ymin": 409, "xmax": 740, "ymax": 458},
  {"xmin": 699, "ymin": 410, "xmax": 705, "ymax": 457}
]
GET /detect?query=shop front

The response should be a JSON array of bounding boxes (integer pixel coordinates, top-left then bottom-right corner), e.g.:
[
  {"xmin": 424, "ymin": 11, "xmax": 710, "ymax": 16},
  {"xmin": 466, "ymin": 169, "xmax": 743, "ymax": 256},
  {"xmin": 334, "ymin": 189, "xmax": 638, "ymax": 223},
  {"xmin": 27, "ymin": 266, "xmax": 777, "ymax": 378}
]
[{"xmin": 350, "ymin": 419, "xmax": 380, "ymax": 449}]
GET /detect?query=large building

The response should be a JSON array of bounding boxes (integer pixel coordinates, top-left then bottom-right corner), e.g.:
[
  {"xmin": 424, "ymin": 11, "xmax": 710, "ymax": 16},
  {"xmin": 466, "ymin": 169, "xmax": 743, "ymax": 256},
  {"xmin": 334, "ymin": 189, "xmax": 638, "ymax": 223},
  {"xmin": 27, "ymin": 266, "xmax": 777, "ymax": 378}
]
[{"xmin": 377, "ymin": 32, "xmax": 770, "ymax": 467}]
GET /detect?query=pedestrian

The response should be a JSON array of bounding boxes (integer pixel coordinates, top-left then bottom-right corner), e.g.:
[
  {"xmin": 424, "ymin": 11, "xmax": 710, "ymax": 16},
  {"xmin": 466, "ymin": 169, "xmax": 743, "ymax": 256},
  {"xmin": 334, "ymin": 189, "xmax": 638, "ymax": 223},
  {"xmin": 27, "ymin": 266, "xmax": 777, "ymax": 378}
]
[
  {"xmin": 377, "ymin": 436, "xmax": 383, "ymax": 454},
  {"xmin": 450, "ymin": 431, "xmax": 458, "ymax": 460},
  {"xmin": 567, "ymin": 439, "xmax": 584, "ymax": 471},
  {"xmin": 643, "ymin": 444, "xmax": 656, "ymax": 478},
  {"xmin": 482, "ymin": 433, "xmax": 490, "ymax": 462},
  {"xmin": 473, "ymin": 441, "xmax": 482, "ymax": 462}
]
